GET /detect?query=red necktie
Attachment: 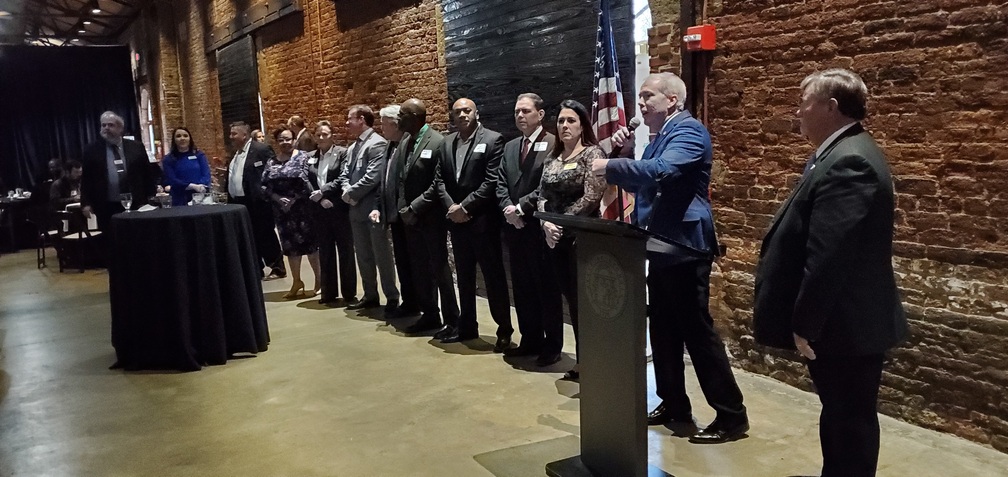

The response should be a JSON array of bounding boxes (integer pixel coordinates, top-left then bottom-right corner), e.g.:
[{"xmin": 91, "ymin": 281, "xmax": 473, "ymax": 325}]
[{"xmin": 520, "ymin": 138, "xmax": 530, "ymax": 165}]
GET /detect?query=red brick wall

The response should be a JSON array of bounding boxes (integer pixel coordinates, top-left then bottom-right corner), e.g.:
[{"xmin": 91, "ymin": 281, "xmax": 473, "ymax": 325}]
[{"xmin": 649, "ymin": 0, "xmax": 1008, "ymax": 452}]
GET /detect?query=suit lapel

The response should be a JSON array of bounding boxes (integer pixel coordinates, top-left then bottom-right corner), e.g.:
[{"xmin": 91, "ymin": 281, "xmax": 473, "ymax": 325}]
[{"xmin": 406, "ymin": 129, "xmax": 431, "ymax": 173}]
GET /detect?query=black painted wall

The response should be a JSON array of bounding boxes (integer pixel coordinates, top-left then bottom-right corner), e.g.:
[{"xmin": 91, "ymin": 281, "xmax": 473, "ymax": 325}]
[
  {"xmin": 442, "ymin": 0, "xmax": 635, "ymax": 139},
  {"xmin": 216, "ymin": 35, "xmax": 262, "ymax": 146}
]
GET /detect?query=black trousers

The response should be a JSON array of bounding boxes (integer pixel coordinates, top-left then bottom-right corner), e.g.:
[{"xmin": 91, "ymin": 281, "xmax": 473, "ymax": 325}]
[
  {"xmin": 390, "ymin": 221, "xmax": 418, "ymax": 310},
  {"xmin": 450, "ymin": 219, "xmax": 512, "ymax": 339},
  {"xmin": 315, "ymin": 205, "xmax": 356, "ymax": 302},
  {"xmin": 503, "ymin": 224, "xmax": 546, "ymax": 349},
  {"xmin": 541, "ymin": 234, "xmax": 578, "ymax": 357},
  {"xmin": 404, "ymin": 220, "xmax": 459, "ymax": 324},
  {"xmin": 807, "ymin": 354, "xmax": 885, "ymax": 477},
  {"xmin": 232, "ymin": 196, "xmax": 285, "ymax": 275},
  {"xmin": 648, "ymin": 260, "xmax": 746, "ymax": 420}
]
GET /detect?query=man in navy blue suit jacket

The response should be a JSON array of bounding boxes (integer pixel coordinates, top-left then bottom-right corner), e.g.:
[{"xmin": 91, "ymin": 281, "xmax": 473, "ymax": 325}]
[{"xmin": 593, "ymin": 72, "xmax": 748, "ymax": 444}]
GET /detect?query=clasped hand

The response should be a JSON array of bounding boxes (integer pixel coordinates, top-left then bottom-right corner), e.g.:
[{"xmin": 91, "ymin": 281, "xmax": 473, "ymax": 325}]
[
  {"xmin": 503, "ymin": 205, "xmax": 525, "ymax": 229},
  {"xmin": 542, "ymin": 221, "xmax": 562, "ymax": 248},
  {"xmin": 447, "ymin": 204, "xmax": 469, "ymax": 223}
]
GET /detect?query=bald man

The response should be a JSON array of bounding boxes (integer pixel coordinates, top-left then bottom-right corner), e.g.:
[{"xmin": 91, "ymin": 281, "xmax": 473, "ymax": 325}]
[
  {"xmin": 433, "ymin": 98, "xmax": 511, "ymax": 349},
  {"xmin": 395, "ymin": 99, "xmax": 461, "ymax": 334}
]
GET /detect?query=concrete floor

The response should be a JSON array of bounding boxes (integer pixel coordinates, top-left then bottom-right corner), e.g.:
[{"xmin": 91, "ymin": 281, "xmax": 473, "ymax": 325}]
[{"xmin": 1, "ymin": 249, "xmax": 1006, "ymax": 477}]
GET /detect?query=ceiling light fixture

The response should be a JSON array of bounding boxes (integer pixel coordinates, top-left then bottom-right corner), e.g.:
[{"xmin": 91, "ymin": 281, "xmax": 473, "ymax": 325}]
[
  {"xmin": 79, "ymin": 29, "xmax": 86, "ymax": 33},
  {"xmin": 92, "ymin": 8, "xmax": 101, "ymax": 14},
  {"xmin": 83, "ymin": 21, "xmax": 92, "ymax": 25}
]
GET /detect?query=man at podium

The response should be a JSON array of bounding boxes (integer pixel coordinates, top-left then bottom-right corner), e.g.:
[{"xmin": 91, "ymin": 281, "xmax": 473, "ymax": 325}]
[{"xmin": 592, "ymin": 72, "xmax": 749, "ymax": 444}]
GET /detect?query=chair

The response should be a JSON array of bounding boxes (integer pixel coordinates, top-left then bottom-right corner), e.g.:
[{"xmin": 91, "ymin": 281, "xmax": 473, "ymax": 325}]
[
  {"xmin": 53, "ymin": 209, "xmax": 103, "ymax": 273},
  {"xmin": 25, "ymin": 205, "xmax": 62, "ymax": 269}
]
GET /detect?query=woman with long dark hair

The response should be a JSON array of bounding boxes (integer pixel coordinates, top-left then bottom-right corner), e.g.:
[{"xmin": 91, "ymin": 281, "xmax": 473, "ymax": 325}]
[
  {"xmin": 535, "ymin": 99, "xmax": 607, "ymax": 379},
  {"xmin": 161, "ymin": 127, "xmax": 211, "ymax": 206},
  {"xmin": 262, "ymin": 126, "xmax": 321, "ymax": 299}
]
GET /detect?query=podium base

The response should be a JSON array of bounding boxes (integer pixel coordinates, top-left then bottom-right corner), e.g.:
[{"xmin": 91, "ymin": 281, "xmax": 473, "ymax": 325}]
[{"xmin": 545, "ymin": 456, "xmax": 673, "ymax": 477}]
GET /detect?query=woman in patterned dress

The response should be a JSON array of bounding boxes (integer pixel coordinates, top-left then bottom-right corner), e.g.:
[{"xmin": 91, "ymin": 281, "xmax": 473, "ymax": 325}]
[
  {"xmin": 535, "ymin": 99, "xmax": 607, "ymax": 380},
  {"xmin": 262, "ymin": 126, "xmax": 321, "ymax": 299}
]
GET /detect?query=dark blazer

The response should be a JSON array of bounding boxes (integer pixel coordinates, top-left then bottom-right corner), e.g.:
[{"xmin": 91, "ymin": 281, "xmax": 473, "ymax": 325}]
[
  {"xmin": 339, "ymin": 130, "xmax": 389, "ymax": 222},
  {"xmin": 753, "ymin": 124, "xmax": 907, "ymax": 356},
  {"xmin": 375, "ymin": 140, "xmax": 402, "ymax": 223},
  {"xmin": 294, "ymin": 129, "xmax": 317, "ymax": 153},
  {"xmin": 80, "ymin": 137, "xmax": 158, "ymax": 209},
  {"xmin": 436, "ymin": 124, "xmax": 505, "ymax": 223},
  {"xmin": 398, "ymin": 126, "xmax": 447, "ymax": 224},
  {"xmin": 308, "ymin": 145, "xmax": 350, "ymax": 211},
  {"xmin": 224, "ymin": 140, "xmax": 275, "ymax": 202},
  {"xmin": 496, "ymin": 130, "xmax": 556, "ymax": 215},
  {"xmin": 605, "ymin": 111, "xmax": 717, "ymax": 264}
]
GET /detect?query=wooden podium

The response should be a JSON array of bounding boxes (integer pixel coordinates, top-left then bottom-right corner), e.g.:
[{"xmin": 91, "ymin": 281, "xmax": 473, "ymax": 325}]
[{"xmin": 535, "ymin": 212, "xmax": 706, "ymax": 477}]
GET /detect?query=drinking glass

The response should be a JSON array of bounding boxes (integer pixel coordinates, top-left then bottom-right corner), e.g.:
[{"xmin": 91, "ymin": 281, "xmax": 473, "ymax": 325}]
[{"xmin": 120, "ymin": 193, "xmax": 133, "ymax": 212}]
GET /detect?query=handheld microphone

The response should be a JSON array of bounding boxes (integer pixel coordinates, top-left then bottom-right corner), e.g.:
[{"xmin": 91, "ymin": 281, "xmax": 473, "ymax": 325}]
[{"xmin": 609, "ymin": 117, "xmax": 641, "ymax": 158}]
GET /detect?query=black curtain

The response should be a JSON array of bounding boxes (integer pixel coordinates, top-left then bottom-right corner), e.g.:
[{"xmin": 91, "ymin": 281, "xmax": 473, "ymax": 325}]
[{"xmin": 0, "ymin": 45, "xmax": 140, "ymax": 191}]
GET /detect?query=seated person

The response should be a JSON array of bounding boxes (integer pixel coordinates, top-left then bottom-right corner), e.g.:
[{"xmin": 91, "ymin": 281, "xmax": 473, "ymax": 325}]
[{"xmin": 51, "ymin": 160, "xmax": 83, "ymax": 210}]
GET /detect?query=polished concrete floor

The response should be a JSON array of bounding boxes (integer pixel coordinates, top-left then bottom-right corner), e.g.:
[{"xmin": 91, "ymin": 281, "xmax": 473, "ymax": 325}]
[{"xmin": 1, "ymin": 249, "xmax": 1006, "ymax": 477}]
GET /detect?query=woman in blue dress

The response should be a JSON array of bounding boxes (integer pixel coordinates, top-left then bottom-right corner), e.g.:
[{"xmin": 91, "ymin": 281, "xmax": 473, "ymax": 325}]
[
  {"xmin": 262, "ymin": 126, "xmax": 321, "ymax": 299},
  {"xmin": 161, "ymin": 127, "xmax": 211, "ymax": 206}
]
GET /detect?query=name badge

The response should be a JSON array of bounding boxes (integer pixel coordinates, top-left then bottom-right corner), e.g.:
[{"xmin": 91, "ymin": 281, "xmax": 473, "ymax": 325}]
[
  {"xmin": 188, "ymin": 155, "xmax": 198, "ymax": 160},
  {"xmin": 563, "ymin": 162, "xmax": 578, "ymax": 171},
  {"xmin": 534, "ymin": 141, "xmax": 548, "ymax": 152},
  {"xmin": 113, "ymin": 159, "xmax": 123, "ymax": 165},
  {"xmin": 308, "ymin": 157, "xmax": 318, "ymax": 165},
  {"xmin": 420, "ymin": 149, "xmax": 433, "ymax": 159},
  {"xmin": 253, "ymin": 161, "xmax": 263, "ymax": 167},
  {"xmin": 473, "ymin": 143, "xmax": 487, "ymax": 153},
  {"xmin": 356, "ymin": 158, "xmax": 364, "ymax": 169}
]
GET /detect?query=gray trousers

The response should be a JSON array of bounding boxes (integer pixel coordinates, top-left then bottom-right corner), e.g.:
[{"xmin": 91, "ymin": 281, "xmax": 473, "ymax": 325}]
[{"xmin": 351, "ymin": 218, "xmax": 400, "ymax": 302}]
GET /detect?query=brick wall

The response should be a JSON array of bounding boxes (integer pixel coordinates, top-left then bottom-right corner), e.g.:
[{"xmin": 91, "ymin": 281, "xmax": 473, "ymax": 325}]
[{"xmin": 649, "ymin": 0, "xmax": 1008, "ymax": 452}]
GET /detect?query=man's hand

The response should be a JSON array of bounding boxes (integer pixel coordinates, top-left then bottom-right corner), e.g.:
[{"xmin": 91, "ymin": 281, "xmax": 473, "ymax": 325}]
[
  {"xmin": 611, "ymin": 125, "xmax": 635, "ymax": 156},
  {"xmin": 399, "ymin": 206, "xmax": 418, "ymax": 226},
  {"xmin": 793, "ymin": 333, "xmax": 817, "ymax": 360},
  {"xmin": 591, "ymin": 158, "xmax": 609, "ymax": 177},
  {"xmin": 503, "ymin": 205, "xmax": 525, "ymax": 229},
  {"xmin": 447, "ymin": 204, "xmax": 469, "ymax": 223},
  {"xmin": 82, "ymin": 205, "xmax": 93, "ymax": 218},
  {"xmin": 309, "ymin": 190, "xmax": 323, "ymax": 202},
  {"xmin": 369, "ymin": 209, "xmax": 381, "ymax": 224},
  {"xmin": 542, "ymin": 221, "xmax": 562, "ymax": 248},
  {"xmin": 320, "ymin": 199, "xmax": 334, "ymax": 209},
  {"xmin": 280, "ymin": 197, "xmax": 293, "ymax": 212},
  {"xmin": 341, "ymin": 191, "xmax": 357, "ymax": 206}
]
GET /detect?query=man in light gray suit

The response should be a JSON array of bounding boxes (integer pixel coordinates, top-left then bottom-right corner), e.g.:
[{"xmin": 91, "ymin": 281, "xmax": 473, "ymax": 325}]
[{"xmin": 339, "ymin": 105, "xmax": 400, "ymax": 313}]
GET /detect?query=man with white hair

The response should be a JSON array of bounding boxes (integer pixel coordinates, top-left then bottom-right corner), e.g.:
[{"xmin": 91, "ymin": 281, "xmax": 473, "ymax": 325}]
[
  {"xmin": 593, "ymin": 72, "xmax": 749, "ymax": 443},
  {"xmin": 80, "ymin": 111, "xmax": 159, "ymax": 231}
]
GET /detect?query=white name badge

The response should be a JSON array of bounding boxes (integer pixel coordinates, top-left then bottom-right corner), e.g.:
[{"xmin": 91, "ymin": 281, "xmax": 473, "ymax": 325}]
[
  {"xmin": 563, "ymin": 162, "xmax": 578, "ymax": 171},
  {"xmin": 308, "ymin": 157, "xmax": 318, "ymax": 165},
  {"xmin": 113, "ymin": 159, "xmax": 123, "ymax": 165},
  {"xmin": 534, "ymin": 141, "xmax": 548, "ymax": 152},
  {"xmin": 188, "ymin": 155, "xmax": 198, "ymax": 160},
  {"xmin": 357, "ymin": 159, "xmax": 364, "ymax": 169},
  {"xmin": 473, "ymin": 143, "xmax": 487, "ymax": 153},
  {"xmin": 420, "ymin": 149, "xmax": 433, "ymax": 159},
  {"xmin": 253, "ymin": 161, "xmax": 263, "ymax": 167}
]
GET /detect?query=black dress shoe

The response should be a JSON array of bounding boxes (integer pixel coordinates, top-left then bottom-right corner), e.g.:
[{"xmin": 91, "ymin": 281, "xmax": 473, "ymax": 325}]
[
  {"xmin": 404, "ymin": 317, "xmax": 441, "ymax": 334},
  {"xmin": 432, "ymin": 325, "xmax": 455, "ymax": 341},
  {"xmin": 647, "ymin": 402, "xmax": 693, "ymax": 426},
  {"xmin": 440, "ymin": 330, "xmax": 478, "ymax": 343},
  {"xmin": 347, "ymin": 299, "xmax": 380, "ymax": 310},
  {"xmin": 502, "ymin": 345, "xmax": 541, "ymax": 357},
  {"xmin": 384, "ymin": 299, "xmax": 400, "ymax": 314},
  {"xmin": 688, "ymin": 417, "xmax": 749, "ymax": 444},
  {"xmin": 342, "ymin": 297, "xmax": 360, "ymax": 308},
  {"xmin": 536, "ymin": 352, "xmax": 562, "ymax": 367},
  {"xmin": 492, "ymin": 336, "xmax": 512, "ymax": 353},
  {"xmin": 562, "ymin": 369, "xmax": 580, "ymax": 381}
]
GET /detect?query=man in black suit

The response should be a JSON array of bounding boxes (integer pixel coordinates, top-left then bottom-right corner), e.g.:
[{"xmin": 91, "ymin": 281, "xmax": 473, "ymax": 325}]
[
  {"xmin": 288, "ymin": 115, "xmax": 317, "ymax": 153},
  {"xmin": 754, "ymin": 68, "xmax": 907, "ymax": 477},
  {"xmin": 372, "ymin": 105, "xmax": 421, "ymax": 318},
  {"xmin": 80, "ymin": 111, "xmax": 160, "ymax": 231},
  {"xmin": 433, "ymin": 98, "xmax": 511, "ymax": 349},
  {"xmin": 308, "ymin": 120, "xmax": 357, "ymax": 306},
  {"xmin": 225, "ymin": 121, "xmax": 286, "ymax": 279},
  {"xmin": 497, "ymin": 93, "xmax": 555, "ymax": 359},
  {"xmin": 395, "ymin": 98, "xmax": 460, "ymax": 334},
  {"xmin": 339, "ymin": 105, "xmax": 399, "ymax": 313}
]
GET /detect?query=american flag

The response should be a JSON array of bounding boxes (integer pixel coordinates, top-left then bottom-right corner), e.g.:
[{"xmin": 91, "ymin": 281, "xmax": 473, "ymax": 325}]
[{"xmin": 592, "ymin": 0, "xmax": 634, "ymax": 222}]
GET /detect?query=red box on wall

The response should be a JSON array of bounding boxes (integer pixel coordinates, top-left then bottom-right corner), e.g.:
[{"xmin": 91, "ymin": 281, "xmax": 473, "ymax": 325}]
[{"xmin": 683, "ymin": 24, "xmax": 717, "ymax": 51}]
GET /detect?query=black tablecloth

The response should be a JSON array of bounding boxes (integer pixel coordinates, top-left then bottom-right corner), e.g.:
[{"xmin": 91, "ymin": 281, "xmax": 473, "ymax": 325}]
[
  {"xmin": 0, "ymin": 197, "xmax": 33, "ymax": 251},
  {"xmin": 109, "ymin": 204, "xmax": 269, "ymax": 371}
]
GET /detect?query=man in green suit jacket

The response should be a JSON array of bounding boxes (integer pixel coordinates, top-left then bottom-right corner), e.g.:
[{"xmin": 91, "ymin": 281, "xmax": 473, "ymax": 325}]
[{"xmin": 754, "ymin": 68, "xmax": 907, "ymax": 477}]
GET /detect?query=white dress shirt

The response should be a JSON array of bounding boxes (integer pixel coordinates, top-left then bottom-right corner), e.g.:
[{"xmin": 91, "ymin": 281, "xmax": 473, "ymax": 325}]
[{"xmin": 228, "ymin": 139, "xmax": 252, "ymax": 197}]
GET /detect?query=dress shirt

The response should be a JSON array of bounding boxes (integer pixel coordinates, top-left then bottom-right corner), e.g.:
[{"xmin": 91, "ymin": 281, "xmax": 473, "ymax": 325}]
[
  {"xmin": 452, "ymin": 125, "xmax": 478, "ymax": 180},
  {"xmin": 228, "ymin": 139, "xmax": 252, "ymax": 197},
  {"xmin": 317, "ymin": 145, "xmax": 341, "ymax": 186}
]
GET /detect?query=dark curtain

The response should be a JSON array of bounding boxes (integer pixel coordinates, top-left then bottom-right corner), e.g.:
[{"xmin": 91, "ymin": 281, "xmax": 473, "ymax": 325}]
[{"xmin": 0, "ymin": 45, "xmax": 140, "ymax": 191}]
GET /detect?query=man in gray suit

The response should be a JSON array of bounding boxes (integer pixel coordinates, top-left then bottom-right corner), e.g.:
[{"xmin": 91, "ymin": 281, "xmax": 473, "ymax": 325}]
[
  {"xmin": 754, "ymin": 68, "xmax": 907, "ymax": 477},
  {"xmin": 339, "ymin": 105, "xmax": 399, "ymax": 313}
]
